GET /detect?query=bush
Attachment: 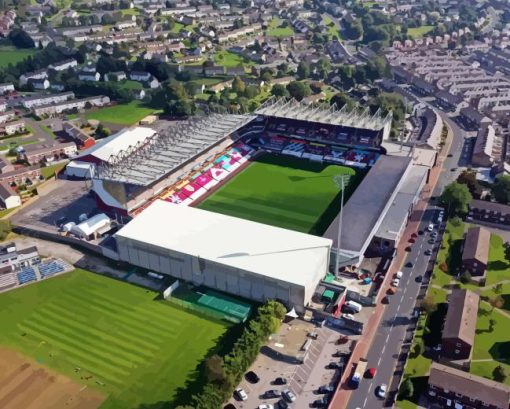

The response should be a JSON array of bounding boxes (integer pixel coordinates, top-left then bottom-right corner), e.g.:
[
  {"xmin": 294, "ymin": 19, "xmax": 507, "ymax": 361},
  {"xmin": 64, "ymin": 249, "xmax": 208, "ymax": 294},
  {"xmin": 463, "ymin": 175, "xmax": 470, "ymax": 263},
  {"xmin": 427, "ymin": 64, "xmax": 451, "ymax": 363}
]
[
  {"xmin": 460, "ymin": 271, "xmax": 471, "ymax": 284},
  {"xmin": 493, "ymin": 365, "xmax": 507, "ymax": 382},
  {"xmin": 0, "ymin": 219, "xmax": 11, "ymax": 241},
  {"xmin": 399, "ymin": 378, "xmax": 414, "ymax": 399},
  {"xmin": 439, "ymin": 262, "xmax": 448, "ymax": 273}
]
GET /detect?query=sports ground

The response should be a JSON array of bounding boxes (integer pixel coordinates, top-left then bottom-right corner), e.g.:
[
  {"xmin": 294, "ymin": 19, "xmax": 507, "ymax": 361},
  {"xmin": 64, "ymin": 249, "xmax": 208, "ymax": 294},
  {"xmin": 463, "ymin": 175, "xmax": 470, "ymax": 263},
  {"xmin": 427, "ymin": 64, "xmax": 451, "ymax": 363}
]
[
  {"xmin": 0, "ymin": 269, "xmax": 229, "ymax": 409},
  {"xmin": 198, "ymin": 154, "xmax": 363, "ymax": 235}
]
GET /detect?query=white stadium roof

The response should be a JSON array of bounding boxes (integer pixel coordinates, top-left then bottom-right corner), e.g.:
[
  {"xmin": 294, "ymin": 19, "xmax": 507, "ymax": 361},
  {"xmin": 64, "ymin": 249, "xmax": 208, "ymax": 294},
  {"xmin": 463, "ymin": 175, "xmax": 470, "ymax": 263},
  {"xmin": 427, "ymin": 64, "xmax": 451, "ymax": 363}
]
[
  {"xmin": 115, "ymin": 200, "xmax": 332, "ymax": 287},
  {"xmin": 79, "ymin": 127, "xmax": 156, "ymax": 162}
]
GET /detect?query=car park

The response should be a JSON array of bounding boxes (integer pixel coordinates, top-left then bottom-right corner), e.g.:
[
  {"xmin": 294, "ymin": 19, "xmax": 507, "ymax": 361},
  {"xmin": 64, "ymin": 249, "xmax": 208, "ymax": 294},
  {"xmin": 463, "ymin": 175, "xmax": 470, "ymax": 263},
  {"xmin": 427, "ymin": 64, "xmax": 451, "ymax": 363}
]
[
  {"xmin": 264, "ymin": 390, "xmax": 281, "ymax": 399},
  {"xmin": 246, "ymin": 371, "xmax": 260, "ymax": 383},
  {"xmin": 234, "ymin": 388, "xmax": 248, "ymax": 401},
  {"xmin": 376, "ymin": 384, "xmax": 387, "ymax": 399},
  {"xmin": 273, "ymin": 377, "xmax": 287, "ymax": 385},
  {"xmin": 282, "ymin": 389, "xmax": 296, "ymax": 403}
]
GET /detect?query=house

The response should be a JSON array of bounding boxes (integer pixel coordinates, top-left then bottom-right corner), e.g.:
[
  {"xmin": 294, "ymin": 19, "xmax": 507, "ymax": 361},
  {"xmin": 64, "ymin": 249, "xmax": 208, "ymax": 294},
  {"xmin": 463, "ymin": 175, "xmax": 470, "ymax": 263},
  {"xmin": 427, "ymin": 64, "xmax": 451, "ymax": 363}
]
[
  {"xmin": 459, "ymin": 106, "xmax": 492, "ymax": 130},
  {"xmin": 208, "ymin": 80, "xmax": 232, "ymax": 93},
  {"xmin": 3, "ymin": 121, "xmax": 25, "ymax": 136},
  {"xmin": 462, "ymin": 226, "xmax": 490, "ymax": 277},
  {"xmin": 48, "ymin": 59, "xmax": 78, "ymax": 71},
  {"xmin": 467, "ymin": 199, "xmax": 510, "ymax": 226},
  {"xmin": 0, "ymin": 242, "xmax": 39, "ymax": 272},
  {"xmin": 130, "ymin": 71, "xmax": 152, "ymax": 82},
  {"xmin": 78, "ymin": 71, "xmax": 101, "ymax": 82},
  {"xmin": 226, "ymin": 66, "xmax": 245, "ymax": 76},
  {"xmin": 50, "ymin": 83, "xmax": 66, "ymax": 92},
  {"xmin": 62, "ymin": 122, "xmax": 95, "ymax": 149},
  {"xmin": 19, "ymin": 69, "xmax": 48, "ymax": 86},
  {"xmin": 147, "ymin": 77, "xmax": 160, "ymax": 89},
  {"xmin": 441, "ymin": 289, "xmax": 479, "ymax": 361},
  {"xmin": 472, "ymin": 124, "xmax": 497, "ymax": 167},
  {"xmin": 204, "ymin": 65, "xmax": 225, "ymax": 76},
  {"xmin": 33, "ymin": 95, "xmax": 110, "ymax": 117},
  {"xmin": 0, "ymin": 83, "xmax": 15, "ymax": 94},
  {"xmin": 0, "ymin": 165, "xmax": 42, "ymax": 185},
  {"xmin": 0, "ymin": 100, "xmax": 6, "ymax": 112},
  {"xmin": 18, "ymin": 142, "xmax": 77, "ymax": 165},
  {"xmin": 0, "ymin": 112, "xmax": 15, "ymax": 124},
  {"xmin": 0, "ymin": 182, "xmax": 20, "ymax": 209},
  {"xmin": 428, "ymin": 362, "xmax": 510, "ymax": 409},
  {"xmin": 28, "ymin": 78, "xmax": 50, "ymax": 90},
  {"xmin": 134, "ymin": 89, "xmax": 146, "ymax": 100},
  {"xmin": 105, "ymin": 71, "xmax": 127, "ymax": 82},
  {"xmin": 0, "ymin": 157, "xmax": 14, "ymax": 174},
  {"xmin": 22, "ymin": 92, "xmax": 75, "ymax": 110}
]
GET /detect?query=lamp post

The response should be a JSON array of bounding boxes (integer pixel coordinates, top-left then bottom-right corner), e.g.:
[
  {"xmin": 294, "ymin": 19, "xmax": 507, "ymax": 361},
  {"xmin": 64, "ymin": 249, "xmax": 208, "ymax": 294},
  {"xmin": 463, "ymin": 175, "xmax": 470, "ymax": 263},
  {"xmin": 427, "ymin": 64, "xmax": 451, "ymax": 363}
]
[{"xmin": 333, "ymin": 174, "xmax": 350, "ymax": 276}]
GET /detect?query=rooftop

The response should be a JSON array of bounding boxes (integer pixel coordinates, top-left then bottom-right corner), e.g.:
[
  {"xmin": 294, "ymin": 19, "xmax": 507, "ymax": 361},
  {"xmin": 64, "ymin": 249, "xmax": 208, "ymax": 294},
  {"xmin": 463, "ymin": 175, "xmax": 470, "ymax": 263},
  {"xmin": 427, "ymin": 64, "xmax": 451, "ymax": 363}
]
[
  {"xmin": 429, "ymin": 362, "xmax": 510, "ymax": 408},
  {"xmin": 442, "ymin": 288, "xmax": 479, "ymax": 345},
  {"xmin": 462, "ymin": 226, "xmax": 490, "ymax": 265},
  {"xmin": 115, "ymin": 200, "xmax": 332, "ymax": 287}
]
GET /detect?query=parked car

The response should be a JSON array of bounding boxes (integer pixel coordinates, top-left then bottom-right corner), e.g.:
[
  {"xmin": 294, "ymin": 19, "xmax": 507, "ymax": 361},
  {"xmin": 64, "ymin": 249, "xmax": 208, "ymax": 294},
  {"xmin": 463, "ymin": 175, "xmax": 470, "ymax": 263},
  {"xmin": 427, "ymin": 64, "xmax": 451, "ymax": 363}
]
[
  {"xmin": 273, "ymin": 377, "xmax": 287, "ymax": 385},
  {"xmin": 392, "ymin": 278, "xmax": 400, "ymax": 287},
  {"xmin": 234, "ymin": 388, "xmax": 248, "ymax": 401},
  {"xmin": 424, "ymin": 249, "xmax": 432, "ymax": 256},
  {"xmin": 431, "ymin": 231, "xmax": 438, "ymax": 238},
  {"xmin": 382, "ymin": 295, "xmax": 390, "ymax": 304},
  {"xmin": 406, "ymin": 261, "xmax": 414, "ymax": 268},
  {"xmin": 415, "ymin": 275, "xmax": 423, "ymax": 283},
  {"xmin": 405, "ymin": 246, "xmax": 412, "ymax": 252},
  {"xmin": 277, "ymin": 399, "xmax": 288, "ymax": 409},
  {"xmin": 264, "ymin": 390, "xmax": 281, "ymax": 399},
  {"xmin": 342, "ymin": 313, "xmax": 354, "ymax": 320},
  {"xmin": 282, "ymin": 389, "xmax": 296, "ymax": 402},
  {"xmin": 318, "ymin": 385, "xmax": 334, "ymax": 394},
  {"xmin": 327, "ymin": 361, "xmax": 342, "ymax": 369},
  {"xmin": 395, "ymin": 271, "xmax": 403, "ymax": 279},
  {"xmin": 427, "ymin": 223, "xmax": 434, "ymax": 232},
  {"xmin": 428, "ymin": 238, "xmax": 435, "ymax": 244},
  {"xmin": 258, "ymin": 405, "xmax": 273, "ymax": 409},
  {"xmin": 376, "ymin": 384, "xmax": 387, "ymax": 399},
  {"xmin": 246, "ymin": 371, "xmax": 260, "ymax": 383}
]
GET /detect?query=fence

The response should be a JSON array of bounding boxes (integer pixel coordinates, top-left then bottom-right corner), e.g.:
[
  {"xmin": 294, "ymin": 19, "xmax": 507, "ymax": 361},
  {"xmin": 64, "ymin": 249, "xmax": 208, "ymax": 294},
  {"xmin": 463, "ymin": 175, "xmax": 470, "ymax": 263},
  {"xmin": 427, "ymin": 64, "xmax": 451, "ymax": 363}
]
[{"xmin": 165, "ymin": 295, "xmax": 243, "ymax": 324}]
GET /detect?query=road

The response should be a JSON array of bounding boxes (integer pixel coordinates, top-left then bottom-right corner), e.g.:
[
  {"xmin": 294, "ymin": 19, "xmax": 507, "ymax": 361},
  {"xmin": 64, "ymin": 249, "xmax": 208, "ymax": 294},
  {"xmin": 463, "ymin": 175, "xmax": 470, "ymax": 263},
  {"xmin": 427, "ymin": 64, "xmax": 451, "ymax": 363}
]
[{"xmin": 345, "ymin": 94, "xmax": 467, "ymax": 409}]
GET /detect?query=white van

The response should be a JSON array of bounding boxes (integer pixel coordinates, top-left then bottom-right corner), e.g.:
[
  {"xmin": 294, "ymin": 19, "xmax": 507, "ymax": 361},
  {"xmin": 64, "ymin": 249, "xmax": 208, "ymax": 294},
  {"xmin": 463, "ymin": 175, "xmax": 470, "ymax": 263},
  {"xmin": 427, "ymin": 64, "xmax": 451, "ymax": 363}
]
[
  {"xmin": 345, "ymin": 300, "xmax": 362, "ymax": 313},
  {"xmin": 395, "ymin": 271, "xmax": 403, "ymax": 279}
]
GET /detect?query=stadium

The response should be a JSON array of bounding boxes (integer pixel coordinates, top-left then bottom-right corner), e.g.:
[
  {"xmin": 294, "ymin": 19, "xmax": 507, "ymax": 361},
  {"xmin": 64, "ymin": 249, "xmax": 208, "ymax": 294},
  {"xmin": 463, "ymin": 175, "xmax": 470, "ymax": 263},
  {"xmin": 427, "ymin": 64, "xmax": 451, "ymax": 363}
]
[{"xmin": 68, "ymin": 98, "xmax": 426, "ymax": 311}]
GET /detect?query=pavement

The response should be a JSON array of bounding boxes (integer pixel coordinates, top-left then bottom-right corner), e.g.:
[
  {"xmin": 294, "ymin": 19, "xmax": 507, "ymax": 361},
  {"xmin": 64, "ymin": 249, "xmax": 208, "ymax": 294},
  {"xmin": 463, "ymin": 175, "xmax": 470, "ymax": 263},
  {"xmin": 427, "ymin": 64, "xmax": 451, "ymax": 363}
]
[{"xmin": 329, "ymin": 91, "xmax": 466, "ymax": 409}]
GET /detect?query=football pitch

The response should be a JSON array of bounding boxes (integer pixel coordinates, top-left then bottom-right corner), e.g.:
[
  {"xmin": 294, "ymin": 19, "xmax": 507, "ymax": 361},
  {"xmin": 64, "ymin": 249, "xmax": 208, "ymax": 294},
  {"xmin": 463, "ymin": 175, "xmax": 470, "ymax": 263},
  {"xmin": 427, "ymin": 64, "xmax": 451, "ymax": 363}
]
[
  {"xmin": 198, "ymin": 154, "xmax": 364, "ymax": 235},
  {"xmin": 0, "ymin": 269, "xmax": 229, "ymax": 409}
]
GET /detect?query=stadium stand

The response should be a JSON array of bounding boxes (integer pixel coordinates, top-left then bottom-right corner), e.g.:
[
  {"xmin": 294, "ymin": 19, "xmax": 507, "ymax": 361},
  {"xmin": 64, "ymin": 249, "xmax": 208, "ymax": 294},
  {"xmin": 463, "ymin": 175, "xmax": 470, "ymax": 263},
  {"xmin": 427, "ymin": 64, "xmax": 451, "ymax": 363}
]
[
  {"xmin": 0, "ymin": 272, "xmax": 17, "ymax": 290},
  {"xmin": 17, "ymin": 266, "xmax": 37, "ymax": 284},
  {"xmin": 39, "ymin": 260, "xmax": 66, "ymax": 278}
]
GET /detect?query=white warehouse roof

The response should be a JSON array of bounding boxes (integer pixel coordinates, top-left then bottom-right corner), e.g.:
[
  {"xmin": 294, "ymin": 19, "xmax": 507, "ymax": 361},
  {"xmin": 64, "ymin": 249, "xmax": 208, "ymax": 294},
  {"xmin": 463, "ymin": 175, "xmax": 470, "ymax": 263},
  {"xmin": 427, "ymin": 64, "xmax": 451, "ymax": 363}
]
[
  {"xmin": 79, "ymin": 127, "xmax": 156, "ymax": 162},
  {"xmin": 71, "ymin": 213, "xmax": 111, "ymax": 237},
  {"xmin": 115, "ymin": 200, "xmax": 332, "ymax": 287}
]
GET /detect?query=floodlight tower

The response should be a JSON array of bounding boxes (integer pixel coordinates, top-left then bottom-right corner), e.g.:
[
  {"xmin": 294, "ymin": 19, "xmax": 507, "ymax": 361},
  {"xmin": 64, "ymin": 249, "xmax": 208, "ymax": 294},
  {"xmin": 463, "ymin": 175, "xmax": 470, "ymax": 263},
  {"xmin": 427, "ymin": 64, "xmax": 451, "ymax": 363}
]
[{"xmin": 333, "ymin": 174, "xmax": 350, "ymax": 276}]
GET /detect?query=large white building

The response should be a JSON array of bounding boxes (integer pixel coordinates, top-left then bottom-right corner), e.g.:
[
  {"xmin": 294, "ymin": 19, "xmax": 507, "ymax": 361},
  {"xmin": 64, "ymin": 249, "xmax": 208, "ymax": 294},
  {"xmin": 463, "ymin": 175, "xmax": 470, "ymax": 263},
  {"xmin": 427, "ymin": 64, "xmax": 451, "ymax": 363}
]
[{"xmin": 115, "ymin": 200, "xmax": 332, "ymax": 311}]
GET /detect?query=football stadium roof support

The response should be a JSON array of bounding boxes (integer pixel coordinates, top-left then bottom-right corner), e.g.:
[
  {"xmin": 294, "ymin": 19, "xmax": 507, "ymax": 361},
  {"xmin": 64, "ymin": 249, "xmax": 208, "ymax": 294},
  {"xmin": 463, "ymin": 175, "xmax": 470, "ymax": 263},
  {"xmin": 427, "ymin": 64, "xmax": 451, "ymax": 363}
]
[
  {"xmin": 94, "ymin": 114, "xmax": 255, "ymax": 186},
  {"xmin": 256, "ymin": 97, "xmax": 392, "ymax": 131}
]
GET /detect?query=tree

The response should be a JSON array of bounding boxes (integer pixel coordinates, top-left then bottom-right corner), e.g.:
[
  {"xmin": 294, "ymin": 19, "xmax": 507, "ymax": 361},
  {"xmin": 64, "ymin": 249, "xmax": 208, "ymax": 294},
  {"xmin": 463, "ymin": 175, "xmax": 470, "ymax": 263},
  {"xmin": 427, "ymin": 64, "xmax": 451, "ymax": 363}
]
[
  {"xmin": 399, "ymin": 378, "xmax": 414, "ymax": 399},
  {"xmin": 286, "ymin": 81, "xmax": 311, "ymax": 101},
  {"xmin": 232, "ymin": 76, "xmax": 246, "ymax": 95},
  {"xmin": 243, "ymin": 85, "xmax": 259, "ymax": 99},
  {"xmin": 460, "ymin": 271, "xmax": 471, "ymax": 284},
  {"xmin": 8, "ymin": 29, "xmax": 35, "ymax": 49},
  {"xmin": 421, "ymin": 294, "xmax": 437, "ymax": 314},
  {"xmin": 271, "ymin": 84, "xmax": 289, "ymax": 98},
  {"xmin": 495, "ymin": 283, "xmax": 503, "ymax": 294},
  {"xmin": 489, "ymin": 318, "xmax": 496, "ymax": 332},
  {"xmin": 0, "ymin": 219, "xmax": 11, "ymax": 241},
  {"xmin": 344, "ymin": 19, "xmax": 363, "ymax": 40},
  {"xmin": 296, "ymin": 61, "xmax": 310, "ymax": 80},
  {"xmin": 493, "ymin": 175, "xmax": 510, "ymax": 204},
  {"xmin": 493, "ymin": 365, "xmax": 507, "ymax": 382},
  {"xmin": 438, "ymin": 182, "xmax": 473, "ymax": 217},
  {"xmin": 489, "ymin": 295, "xmax": 504, "ymax": 310},
  {"xmin": 204, "ymin": 355, "xmax": 226, "ymax": 383},
  {"xmin": 96, "ymin": 123, "xmax": 111, "ymax": 139},
  {"xmin": 330, "ymin": 92, "xmax": 354, "ymax": 110},
  {"xmin": 457, "ymin": 170, "xmax": 482, "ymax": 199}
]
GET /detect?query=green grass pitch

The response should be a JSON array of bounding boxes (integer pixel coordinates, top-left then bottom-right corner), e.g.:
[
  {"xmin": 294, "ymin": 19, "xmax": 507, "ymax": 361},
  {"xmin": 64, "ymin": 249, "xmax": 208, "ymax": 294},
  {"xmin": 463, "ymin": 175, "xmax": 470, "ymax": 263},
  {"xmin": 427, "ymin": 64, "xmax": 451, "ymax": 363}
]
[
  {"xmin": 198, "ymin": 154, "xmax": 363, "ymax": 235},
  {"xmin": 0, "ymin": 269, "xmax": 229, "ymax": 408}
]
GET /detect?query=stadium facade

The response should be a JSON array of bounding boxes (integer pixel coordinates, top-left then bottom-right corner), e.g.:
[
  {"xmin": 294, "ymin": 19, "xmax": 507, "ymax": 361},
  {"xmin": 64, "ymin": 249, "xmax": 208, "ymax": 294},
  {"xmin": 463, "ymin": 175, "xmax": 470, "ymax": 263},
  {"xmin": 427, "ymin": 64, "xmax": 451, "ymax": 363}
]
[{"xmin": 115, "ymin": 200, "xmax": 332, "ymax": 312}]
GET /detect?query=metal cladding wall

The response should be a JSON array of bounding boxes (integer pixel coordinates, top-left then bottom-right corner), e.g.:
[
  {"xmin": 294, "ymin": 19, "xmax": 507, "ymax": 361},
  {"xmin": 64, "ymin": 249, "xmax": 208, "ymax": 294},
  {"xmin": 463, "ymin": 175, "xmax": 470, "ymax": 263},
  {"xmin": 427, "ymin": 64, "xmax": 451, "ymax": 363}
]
[{"xmin": 116, "ymin": 236, "xmax": 317, "ymax": 311}]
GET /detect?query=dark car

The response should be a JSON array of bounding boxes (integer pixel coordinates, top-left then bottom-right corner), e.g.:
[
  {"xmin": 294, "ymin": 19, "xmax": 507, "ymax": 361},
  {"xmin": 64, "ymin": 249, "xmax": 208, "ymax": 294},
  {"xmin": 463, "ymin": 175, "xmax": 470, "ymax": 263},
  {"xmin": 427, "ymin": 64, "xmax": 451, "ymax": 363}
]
[
  {"xmin": 428, "ymin": 238, "xmax": 435, "ymax": 245},
  {"xmin": 418, "ymin": 230, "xmax": 424, "ymax": 235},
  {"xmin": 415, "ymin": 275, "xmax": 423, "ymax": 283},
  {"xmin": 327, "ymin": 362, "xmax": 342, "ymax": 369},
  {"xmin": 405, "ymin": 246, "xmax": 412, "ymax": 252},
  {"xmin": 264, "ymin": 390, "xmax": 281, "ymax": 399},
  {"xmin": 381, "ymin": 295, "xmax": 390, "ymax": 304},
  {"xmin": 278, "ymin": 400, "xmax": 288, "ymax": 409},
  {"xmin": 406, "ymin": 261, "xmax": 414, "ymax": 268},
  {"xmin": 447, "ymin": 153, "xmax": 453, "ymax": 157},
  {"xmin": 424, "ymin": 249, "xmax": 432, "ymax": 256},
  {"xmin": 273, "ymin": 377, "xmax": 287, "ymax": 385},
  {"xmin": 246, "ymin": 371, "xmax": 260, "ymax": 383},
  {"xmin": 341, "ymin": 305, "xmax": 356, "ymax": 314},
  {"xmin": 317, "ymin": 385, "xmax": 334, "ymax": 394}
]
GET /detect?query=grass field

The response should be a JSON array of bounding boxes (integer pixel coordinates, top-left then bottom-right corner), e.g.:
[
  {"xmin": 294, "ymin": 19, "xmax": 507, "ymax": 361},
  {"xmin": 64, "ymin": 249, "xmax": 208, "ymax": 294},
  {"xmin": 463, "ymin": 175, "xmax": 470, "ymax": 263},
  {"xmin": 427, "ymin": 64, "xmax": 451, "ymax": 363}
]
[
  {"xmin": 0, "ymin": 269, "xmax": 229, "ymax": 409},
  {"xmin": 0, "ymin": 46, "xmax": 38, "ymax": 69},
  {"xmin": 85, "ymin": 101, "xmax": 158, "ymax": 125},
  {"xmin": 408, "ymin": 25, "xmax": 434, "ymax": 39},
  {"xmin": 198, "ymin": 154, "xmax": 361, "ymax": 235},
  {"xmin": 266, "ymin": 18, "xmax": 295, "ymax": 38},
  {"xmin": 214, "ymin": 50, "xmax": 252, "ymax": 68}
]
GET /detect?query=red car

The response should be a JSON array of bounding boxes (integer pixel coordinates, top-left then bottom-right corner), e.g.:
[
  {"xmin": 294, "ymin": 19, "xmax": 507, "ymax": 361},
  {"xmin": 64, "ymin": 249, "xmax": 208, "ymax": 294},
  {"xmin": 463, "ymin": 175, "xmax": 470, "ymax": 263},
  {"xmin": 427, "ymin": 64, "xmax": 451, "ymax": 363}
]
[
  {"xmin": 408, "ymin": 238, "xmax": 416, "ymax": 243},
  {"xmin": 366, "ymin": 367, "xmax": 376, "ymax": 378},
  {"xmin": 411, "ymin": 233, "xmax": 418, "ymax": 238}
]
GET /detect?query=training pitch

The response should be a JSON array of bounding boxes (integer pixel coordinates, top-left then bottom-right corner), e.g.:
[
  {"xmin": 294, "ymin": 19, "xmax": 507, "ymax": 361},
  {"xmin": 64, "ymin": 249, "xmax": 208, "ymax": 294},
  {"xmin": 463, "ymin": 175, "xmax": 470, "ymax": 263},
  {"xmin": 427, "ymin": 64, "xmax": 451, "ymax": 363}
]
[
  {"xmin": 0, "ymin": 269, "xmax": 229, "ymax": 409},
  {"xmin": 198, "ymin": 154, "xmax": 363, "ymax": 235}
]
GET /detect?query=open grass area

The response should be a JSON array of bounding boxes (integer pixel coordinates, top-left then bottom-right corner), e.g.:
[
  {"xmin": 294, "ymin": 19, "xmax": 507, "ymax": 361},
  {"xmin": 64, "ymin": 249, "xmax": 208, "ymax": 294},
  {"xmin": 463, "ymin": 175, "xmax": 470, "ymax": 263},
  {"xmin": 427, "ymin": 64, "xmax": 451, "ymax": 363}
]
[
  {"xmin": 41, "ymin": 162, "xmax": 67, "ymax": 179},
  {"xmin": 0, "ymin": 269, "xmax": 229, "ymax": 409},
  {"xmin": 485, "ymin": 234, "xmax": 510, "ymax": 286},
  {"xmin": 408, "ymin": 25, "xmax": 434, "ymax": 39},
  {"xmin": 198, "ymin": 154, "xmax": 362, "ymax": 235},
  {"xmin": 85, "ymin": 101, "xmax": 159, "ymax": 126},
  {"xmin": 322, "ymin": 15, "xmax": 341, "ymax": 39},
  {"xmin": 0, "ymin": 46, "xmax": 38, "ymax": 69},
  {"xmin": 266, "ymin": 18, "xmax": 295, "ymax": 37},
  {"xmin": 117, "ymin": 80, "xmax": 143, "ymax": 90},
  {"xmin": 40, "ymin": 124, "xmax": 57, "ymax": 139},
  {"xmin": 214, "ymin": 50, "xmax": 252, "ymax": 68}
]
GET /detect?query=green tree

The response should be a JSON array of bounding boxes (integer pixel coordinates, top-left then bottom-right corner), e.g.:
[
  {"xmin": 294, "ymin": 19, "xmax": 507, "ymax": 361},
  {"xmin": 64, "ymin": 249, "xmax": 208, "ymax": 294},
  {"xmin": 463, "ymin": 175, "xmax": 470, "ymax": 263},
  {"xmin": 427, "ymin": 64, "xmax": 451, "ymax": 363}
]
[
  {"xmin": 493, "ymin": 175, "xmax": 510, "ymax": 204},
  {"xmin": 271, "ymin": 84, "xmax": 289, "ymax": 98},
  {"xmin": 330, "ymin": 92, "xmax": 354, "ymax": 110},
  {"xmin": 232, "ymin": 76, "xmax": 246, "ymax": 95},
  {"xmin": 399, "ymin": 378, "xmax": 414, "ymax": 399},
  {"xmin": 421, "ymin": 294, "xmax": 437, "ymax": 314},
  {"xmin": 460, "ymin": 271, "xmax": 471, "ymax": 284},
  {"xmin": 438, "ymin": 182, "xmax": 473, "ymax": 217},
  {"xmin": 286, "ymin": 81, "xmax": 311, "ymax": 101},
  {"xmin": 457, "ymin": 170, "xmax": 482, "ymax": 198},
  {"xmin": 204, "ymin": 354, "xmax": 226, "ymax": 383},
  {"xmin": 8, "ymin": 29, "xmax": 35, "ymax": 48},
  {"xmin": 0, "ymin": 219, "xmax": 11, "ymax": 241},
  {"xmin": 493, "ymin": 365, "xmax": 507, "ymax": 382},
  {"xmin": 489, "ymin": 318, "xmax": 496, "ymax": 332},
  {"xmin": 297, "ymin": 61, "xmax": 310, "ymax": 80}
]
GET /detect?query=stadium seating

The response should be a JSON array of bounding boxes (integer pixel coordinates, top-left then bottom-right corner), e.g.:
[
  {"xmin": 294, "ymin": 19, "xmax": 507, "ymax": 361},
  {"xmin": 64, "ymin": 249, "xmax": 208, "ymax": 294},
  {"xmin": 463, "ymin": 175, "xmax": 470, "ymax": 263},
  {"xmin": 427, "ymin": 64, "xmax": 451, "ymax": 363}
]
[
  {"xmin": 39, "ymin": 260, "xmax": 66, "ymax": 278},
  {"xmin": 17, "ymin": 267, "xmax": 37, "ymax": 284},
  {"xmin": 0, "ymin": 272, "xmax": 17, "ymax": 290}
]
